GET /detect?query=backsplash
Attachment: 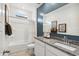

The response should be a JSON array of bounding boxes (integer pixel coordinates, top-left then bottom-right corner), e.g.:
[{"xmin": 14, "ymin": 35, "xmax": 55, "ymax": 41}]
[{"xmin": 50, "ymin": 33, "xmax": 79, "ymax": 41}]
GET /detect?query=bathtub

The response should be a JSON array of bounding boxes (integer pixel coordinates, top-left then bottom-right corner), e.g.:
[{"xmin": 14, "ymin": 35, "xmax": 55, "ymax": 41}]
[{"xmin": 8, "ymin": 41, "xmax": 33, "ymax": 53}]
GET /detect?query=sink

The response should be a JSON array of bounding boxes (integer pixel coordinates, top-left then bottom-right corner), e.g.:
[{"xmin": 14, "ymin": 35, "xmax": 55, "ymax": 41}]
[{"xmin": 54, "ymin": 42, "xmax": 76, "ymax": 51}]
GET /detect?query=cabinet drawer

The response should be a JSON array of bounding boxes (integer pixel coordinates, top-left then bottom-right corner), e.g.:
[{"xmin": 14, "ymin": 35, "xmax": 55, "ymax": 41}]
[
  {"xmin": 35, "ymin": 49, "xmax": 45, "ymax": 56},
  {"xmin": 46, "ymin": 44, "xmax": 70, "ymax": 56}
]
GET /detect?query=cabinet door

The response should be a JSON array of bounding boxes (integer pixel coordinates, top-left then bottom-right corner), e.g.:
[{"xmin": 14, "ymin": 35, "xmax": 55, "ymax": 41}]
[
  {"xmin": 46, "ymin": 44, "xmax": 70, "ymax": 56},
  {"xmin": 34, "ymin": 40, "xmax": 45, "ymax": 56},
  {"xmin": 46, "ymin": 49, "xmax": 56, "ymax": 56},
  {"xmin": 35, "ymin": 44, "xmax": 45, "ymax": 56}
]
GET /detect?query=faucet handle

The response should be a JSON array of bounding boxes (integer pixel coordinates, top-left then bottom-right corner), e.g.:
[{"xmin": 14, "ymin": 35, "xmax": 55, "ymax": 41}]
[
  {"xmin": 64, "ymin": 36, "xmax": 70, "ymax": 45},
  {"xmin": 64, "ymin": 36, "xmax": 67, "ymax": 39}
]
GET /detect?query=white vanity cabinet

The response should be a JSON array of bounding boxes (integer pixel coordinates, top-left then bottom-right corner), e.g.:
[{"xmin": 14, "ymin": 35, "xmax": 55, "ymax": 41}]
[
  {"xmin": 46, "ymin": 44, "xmax": 71, "ymax": 56},
  {"xmin": 34, "ymin": 39, "xmax": 45, "ymax": 56},
  {"xmin": 34, "ymin": 39, "xmax": 71, "ymax": 56}
]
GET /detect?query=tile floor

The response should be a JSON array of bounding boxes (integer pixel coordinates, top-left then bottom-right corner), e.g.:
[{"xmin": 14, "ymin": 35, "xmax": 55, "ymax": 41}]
[
  {"xmin": 3, "ymin": 49, "xmax": 34, "ymax": 56},
  {"xmin": 9, "ymin": 50, "xmax": 32, "ymax": 56}
]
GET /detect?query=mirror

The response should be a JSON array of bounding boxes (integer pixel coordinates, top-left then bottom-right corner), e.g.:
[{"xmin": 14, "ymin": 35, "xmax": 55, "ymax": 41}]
[
  {"xmin": 43, "ymin": 4, "xmax": 79, "ymax": 36},
  {"xmin": 58, "ymin": 23, "xmax": 66, "ymax": 32},
  {"xmin": 51, "ymin": 21, "xmax": 57, "ymax": 33}
]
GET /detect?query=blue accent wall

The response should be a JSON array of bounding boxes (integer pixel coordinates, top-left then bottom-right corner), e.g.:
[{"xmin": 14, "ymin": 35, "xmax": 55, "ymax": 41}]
[{"xmin": 37, "ymin": 4, "xmax": 44, "ymax": 36}]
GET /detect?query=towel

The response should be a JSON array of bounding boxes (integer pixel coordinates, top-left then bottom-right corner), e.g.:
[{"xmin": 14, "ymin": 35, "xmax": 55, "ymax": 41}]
[{"xmin": 5, "ymin": 23, "xmax": 12, "ymax": 36}]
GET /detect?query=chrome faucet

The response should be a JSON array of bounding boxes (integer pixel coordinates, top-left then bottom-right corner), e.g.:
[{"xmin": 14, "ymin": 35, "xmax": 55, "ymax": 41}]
[{"xmin": 64, "ymin": 36, "xmax": 69, "ymax": 45}]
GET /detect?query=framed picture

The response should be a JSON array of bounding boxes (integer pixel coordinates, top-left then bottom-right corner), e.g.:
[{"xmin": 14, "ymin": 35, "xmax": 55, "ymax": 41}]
[{"xmin": 58, "ymin": 23, "xmax": 66, "ymax": 32}]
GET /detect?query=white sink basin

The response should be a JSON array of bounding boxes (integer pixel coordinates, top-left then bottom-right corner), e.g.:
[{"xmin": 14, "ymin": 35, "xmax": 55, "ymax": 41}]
[{"xmin": 54, "ymin": 42, "xmax": 76, "ymax": 51}]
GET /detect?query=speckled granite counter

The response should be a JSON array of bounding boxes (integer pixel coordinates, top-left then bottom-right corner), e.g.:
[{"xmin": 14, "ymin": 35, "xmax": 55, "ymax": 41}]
[{"xmin": 34, "ymin": 37, "xmax": 79, "ymax": 56}]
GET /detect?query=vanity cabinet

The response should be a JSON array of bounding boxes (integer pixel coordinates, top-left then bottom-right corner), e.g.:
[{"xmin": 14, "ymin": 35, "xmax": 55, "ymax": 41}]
[
  {"xmin": 34, "ymin": 39, "xmax": 45, "ymax": 56},
  {"xmin": 46, "ymin": 44, "xmax": 70, "ymax": 56},
  {"xmin": 34, "ymin": 39, "xmax": 71, "ymax": 56}
]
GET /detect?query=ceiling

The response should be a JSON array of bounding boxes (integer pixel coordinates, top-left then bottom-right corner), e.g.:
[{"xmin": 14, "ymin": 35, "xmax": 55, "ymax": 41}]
[
  {"xmin": 38, "ymin": 3, "xmax": 68, "ymax": 14},
  {"xmin": 8, "ymin": 3, "xmax": 43, "ymax": 11}
]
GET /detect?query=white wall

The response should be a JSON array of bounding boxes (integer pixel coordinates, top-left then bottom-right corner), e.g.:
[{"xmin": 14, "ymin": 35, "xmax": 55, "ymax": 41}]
[
  {"xmin": 0, "ymin": 4, "xmax": 5, "ymax": 53},
  {"xmin": 43, "ymin": 16, "xmax": 51, "ymax": 32},
  {"xmin": 44, "ymin": 4, "xmax": 79, "ymax": 36}
]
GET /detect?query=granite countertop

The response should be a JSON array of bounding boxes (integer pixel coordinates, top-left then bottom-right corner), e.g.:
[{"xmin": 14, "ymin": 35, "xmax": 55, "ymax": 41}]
[{"xmin": 34, "ymin": 36, "xmax": 79, "ymax": 56}]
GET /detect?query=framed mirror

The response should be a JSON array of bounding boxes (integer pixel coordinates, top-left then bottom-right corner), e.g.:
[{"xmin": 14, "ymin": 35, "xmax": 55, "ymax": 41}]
[{"xmin": 51, "ymin": 21, "xmax": 57, "ymax": 33}]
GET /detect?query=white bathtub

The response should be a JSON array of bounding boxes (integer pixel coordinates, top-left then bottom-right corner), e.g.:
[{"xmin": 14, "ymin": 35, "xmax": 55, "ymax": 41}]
[{"xmin": 8, "ymin": 41, "xmax": 32, "ymax": 53}]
